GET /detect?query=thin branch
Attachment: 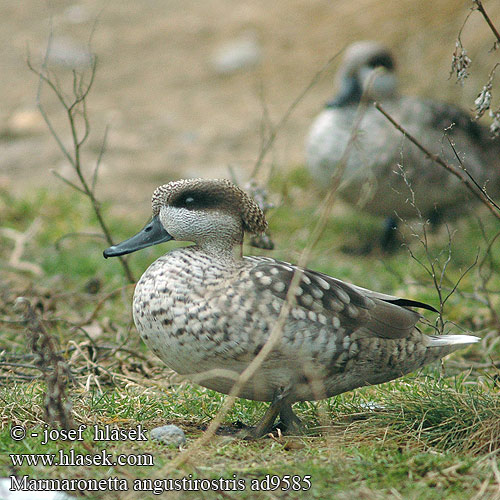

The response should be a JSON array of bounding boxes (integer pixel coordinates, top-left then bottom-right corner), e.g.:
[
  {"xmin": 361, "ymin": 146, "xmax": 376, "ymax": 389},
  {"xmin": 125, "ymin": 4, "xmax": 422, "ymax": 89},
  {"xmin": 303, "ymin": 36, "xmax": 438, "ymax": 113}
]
[
  {"xmin": 92, "ymin": 124, "xmax": 109, "ymax": 194},
  {"xmin": 28, "ymin": 58, "xmax": 75, "ymax": 168},
  {"xmin": 446, "ymin": 136, "xmax": 500, "ymax": 212},
  {"xmin": 49, "ymin": 169, "xmax": 87, "ymax": 194},
  {"xmin": 374, "ymin": 102, "xmax": 500, "ymax": 220},
  {"xmin": 28, "ymin": 33, "xmax": 135, "ymax": 283},
  {"xmin": 477, "ymin": 225, "xmax": 500, "ymax": 275},
  {"xmin": 0, "ymin": 219, "xmax": 43, "ymax": 276},
  {"xmin": 443, "ymin": 251, "xmax": 479, "ymax": 306},
  {"xmin": 14, "ymin": 297, "xmax": 75, "ymax": 429},
  {"xmin": 256, "ymin": 81, "xmax": 273, "ymax": 159},
  {"xmin": 475, "ymin": 222, "xmax": 500, "ymax": 329},
  {"xmin": 76, "ymin": 283, "xmax": 135, "ymax": 326},
  {"xmin": 395, "ymin": 165, "xmax": 479, "ymax": 333},
  {"xmin": 474, "ymin": 0, "xmax": 500, "ymax": 45},
  {"xmin": 78, "ymin": 97, "xmax": 91, "ymax": 147},
  {"xmin": 71, "ymin": 69, "xmax": 79, "ymax": 104}
]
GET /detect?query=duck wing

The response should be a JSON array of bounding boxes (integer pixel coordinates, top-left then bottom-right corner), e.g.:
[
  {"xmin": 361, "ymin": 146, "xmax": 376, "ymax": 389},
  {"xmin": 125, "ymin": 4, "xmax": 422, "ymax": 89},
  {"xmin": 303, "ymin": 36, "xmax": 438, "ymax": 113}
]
[{"xmin": 245, "ymin": 257, "xmax": 435, "ymax": 340}]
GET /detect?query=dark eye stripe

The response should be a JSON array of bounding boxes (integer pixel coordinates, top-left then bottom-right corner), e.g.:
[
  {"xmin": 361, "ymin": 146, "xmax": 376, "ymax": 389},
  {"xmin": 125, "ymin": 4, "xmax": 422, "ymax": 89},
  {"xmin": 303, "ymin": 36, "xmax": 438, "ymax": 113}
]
[
  {"xmin": 171, "ymin": 190, "xmax": 225, "ymax": 210},
  {"xmin": 366, "ymin": 54, "xmax": 394, "ymax": 70}
]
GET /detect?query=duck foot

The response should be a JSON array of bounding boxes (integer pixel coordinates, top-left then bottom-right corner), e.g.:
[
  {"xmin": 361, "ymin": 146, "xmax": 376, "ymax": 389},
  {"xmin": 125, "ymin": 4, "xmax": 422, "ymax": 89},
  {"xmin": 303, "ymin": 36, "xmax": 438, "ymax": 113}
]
[
  {"xmin": 240, "ymin": 391, "xmax": 302, "ymax": 439},
  {"xmin": 215, "ymin": 421, "xmax": 252, "ymax": 436},
  {"xmin": 428, "ymin": 207, "xmax": 442, "ymax": 231}
]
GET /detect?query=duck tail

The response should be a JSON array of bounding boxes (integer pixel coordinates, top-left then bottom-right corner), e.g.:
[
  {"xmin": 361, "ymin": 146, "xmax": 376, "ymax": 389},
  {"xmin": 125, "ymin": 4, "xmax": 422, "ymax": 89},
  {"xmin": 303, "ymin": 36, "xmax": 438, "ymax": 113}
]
[
  {"xmin": 428, "ymin": 334, "xmax": 480, "ymax": 347},
  {"xmin": 423, "ymin": 334, "xmax": 479, "ymax": 365}
]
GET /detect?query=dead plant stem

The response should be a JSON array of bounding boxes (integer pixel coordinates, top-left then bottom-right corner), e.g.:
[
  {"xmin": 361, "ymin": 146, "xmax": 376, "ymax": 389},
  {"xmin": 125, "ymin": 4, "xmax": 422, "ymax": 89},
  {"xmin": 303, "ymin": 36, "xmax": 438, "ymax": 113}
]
[
  {"xmin": 374, "ymin": 102, "xmax": 500, "ymax": 220},
  {"xmin": 27, "ymin": 35, "xmax": 135, "ymax": 283},
  {"xmin": 474, "ymin": 0, "xmax": 500, "ymax": 45}
]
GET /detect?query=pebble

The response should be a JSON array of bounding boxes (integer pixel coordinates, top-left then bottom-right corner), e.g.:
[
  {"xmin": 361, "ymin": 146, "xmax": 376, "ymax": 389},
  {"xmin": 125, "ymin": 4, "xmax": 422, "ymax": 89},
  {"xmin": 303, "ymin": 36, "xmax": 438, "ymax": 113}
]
[
  {"xmin": 150, "ymin": 425, "xmax": 186, "ymax": 447},
  {"xmin": 211, "ymin": 32, "xmax": 261, "ymax": 75},
  {"xmin": 5, "ymin": 109, "xmax": 45, "ymax": 136}
]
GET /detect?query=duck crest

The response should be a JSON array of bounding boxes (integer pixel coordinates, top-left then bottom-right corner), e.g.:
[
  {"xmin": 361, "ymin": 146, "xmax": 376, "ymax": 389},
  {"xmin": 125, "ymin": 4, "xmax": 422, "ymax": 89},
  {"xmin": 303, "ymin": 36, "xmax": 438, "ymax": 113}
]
[{"xmin": 151, "ymin": 178, "xmax": 267, "ymax": 235}]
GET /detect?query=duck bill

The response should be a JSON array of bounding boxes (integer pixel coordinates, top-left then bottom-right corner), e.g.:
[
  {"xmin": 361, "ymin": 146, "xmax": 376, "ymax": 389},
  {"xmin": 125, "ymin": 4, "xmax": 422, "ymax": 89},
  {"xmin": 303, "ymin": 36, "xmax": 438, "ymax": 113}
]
[{"xmin": 103, "ymin": 215, "xmax": 173, "ymax": 258}]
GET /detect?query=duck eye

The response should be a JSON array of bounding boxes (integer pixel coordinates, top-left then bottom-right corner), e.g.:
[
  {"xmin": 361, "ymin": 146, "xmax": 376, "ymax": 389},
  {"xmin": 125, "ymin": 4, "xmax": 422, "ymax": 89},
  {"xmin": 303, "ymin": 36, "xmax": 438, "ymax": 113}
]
[{"xmin": 185, "ymin": 196, "xmax": 194, "ymax": 205}]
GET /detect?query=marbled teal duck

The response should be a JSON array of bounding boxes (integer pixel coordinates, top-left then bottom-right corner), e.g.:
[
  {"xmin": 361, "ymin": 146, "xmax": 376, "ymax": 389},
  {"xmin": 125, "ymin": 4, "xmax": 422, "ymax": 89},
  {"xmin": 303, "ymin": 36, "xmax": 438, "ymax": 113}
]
[
  {"xmin": 306, "ymin": 41, "xmax": 500, "ymax": 248},
  {"xmin": 104, "ymin": 178, "xmax": 478, "ymax": 437}
]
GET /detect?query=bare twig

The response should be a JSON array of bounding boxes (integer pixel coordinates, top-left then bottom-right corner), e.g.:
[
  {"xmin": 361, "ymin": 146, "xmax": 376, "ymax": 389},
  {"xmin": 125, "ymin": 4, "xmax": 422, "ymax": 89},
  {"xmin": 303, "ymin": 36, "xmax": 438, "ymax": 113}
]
[
  {"xmin": 456, "ymin": 2, "xmax": 500, "ymax": 136},
  {"xmin": 92, "ymin": 124, "xmax": 109, "ymax": 195},
  {"xmin": 49, "ymin": 169, "xmax": 87, "ymax": 194},
  {"xmin": 446, "ymin": 136, "xmax": 500, "ymax": 213},
  {"xmin": 474, "ymin": 0, "xmax": 500, "ymax": 46},
  {"xmin": 76, "ymin": 283, "xmax": 135, "ymax": 326},
  {"xmin": 0, "ymin": 219, "xmax": 43, "ymax": 276},
  {"xmin": 374, "ymin": 102, "xmax": 500, "ymax": 220},
  {"xmin": 14, "ymin": 297, "xmax": 75, "ymax": 429},
  {"xmin": 475, "ymin": 221, "xmax": 500, "ymax": 329},
  {"xmin": 27, "ymin": 33, "xmax": 135, "ymax": 283},
  {"xmin": 394, "ymin": 165, "xmax": 478, "ymax": 334}
]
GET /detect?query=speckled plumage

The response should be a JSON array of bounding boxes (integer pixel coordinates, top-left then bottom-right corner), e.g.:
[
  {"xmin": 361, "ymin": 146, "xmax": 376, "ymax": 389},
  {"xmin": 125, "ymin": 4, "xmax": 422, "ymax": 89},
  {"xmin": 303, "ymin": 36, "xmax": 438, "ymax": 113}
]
[
  {"xmin": 306, "ymin": 41, "xmax": 500, "ymax": 219},
  {"xmin": 105, "ymin": 178, "xmax": 479, "ymax": 436}
]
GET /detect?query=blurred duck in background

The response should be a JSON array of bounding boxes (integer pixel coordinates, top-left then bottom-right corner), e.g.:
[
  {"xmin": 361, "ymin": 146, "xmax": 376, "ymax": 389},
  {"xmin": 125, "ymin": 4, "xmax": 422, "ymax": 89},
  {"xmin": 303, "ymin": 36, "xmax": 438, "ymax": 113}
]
[{"xmin": 306, "ymin": 41, "xmax": 500, "ymax": 251}]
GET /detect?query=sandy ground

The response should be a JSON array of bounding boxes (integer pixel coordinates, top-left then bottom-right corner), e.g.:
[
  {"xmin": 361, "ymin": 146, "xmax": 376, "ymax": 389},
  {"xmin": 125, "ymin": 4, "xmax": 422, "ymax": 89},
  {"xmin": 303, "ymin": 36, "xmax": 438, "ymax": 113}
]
[{"xmin": 1, "ymin": 0, "xmax": 499, "ymax": 218}]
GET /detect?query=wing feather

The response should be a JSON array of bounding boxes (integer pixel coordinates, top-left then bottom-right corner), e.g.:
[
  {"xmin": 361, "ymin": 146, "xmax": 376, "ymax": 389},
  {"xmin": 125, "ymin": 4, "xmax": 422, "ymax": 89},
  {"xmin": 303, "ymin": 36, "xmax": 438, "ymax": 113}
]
[{"xmin": 246, "ymin": 257, "xmax": 434, "ymax": 339}]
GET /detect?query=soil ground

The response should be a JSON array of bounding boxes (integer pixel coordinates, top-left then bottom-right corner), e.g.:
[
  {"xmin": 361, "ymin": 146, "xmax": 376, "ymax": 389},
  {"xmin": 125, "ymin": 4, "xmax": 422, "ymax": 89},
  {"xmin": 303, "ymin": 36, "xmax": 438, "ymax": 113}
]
[{"xmin": 1, "ymin": 0, "xmax": 499, "ymax": 217}]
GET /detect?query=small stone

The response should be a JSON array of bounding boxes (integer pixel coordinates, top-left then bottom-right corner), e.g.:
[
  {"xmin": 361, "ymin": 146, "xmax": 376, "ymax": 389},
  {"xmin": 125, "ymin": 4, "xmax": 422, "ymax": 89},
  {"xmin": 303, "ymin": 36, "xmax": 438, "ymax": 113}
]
[
  {"xmin": 358, "ymin": 401, "xmax": 385, "ymax": 411},
  {"xmin": 6, "ymin": 109, "xmax": 45, "ymax": 136},
  {"xmin": 150, "ymin": 425, "xmax": 186, "ymax": 447},
  {"xmin": 211, "ymin": 31, "xmax": 261, "ymax": 75}
]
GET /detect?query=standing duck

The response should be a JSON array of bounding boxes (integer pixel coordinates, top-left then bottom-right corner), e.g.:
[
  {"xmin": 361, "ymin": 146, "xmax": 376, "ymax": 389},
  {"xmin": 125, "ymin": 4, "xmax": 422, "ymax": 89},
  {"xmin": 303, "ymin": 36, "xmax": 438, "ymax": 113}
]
[
  {"xmin": 104, "ymin": 178, "xmax": 478, "ymax": 437},
  {"xmin": 306, "ymin": 41, "xmax": 500, "ymax": 249}
]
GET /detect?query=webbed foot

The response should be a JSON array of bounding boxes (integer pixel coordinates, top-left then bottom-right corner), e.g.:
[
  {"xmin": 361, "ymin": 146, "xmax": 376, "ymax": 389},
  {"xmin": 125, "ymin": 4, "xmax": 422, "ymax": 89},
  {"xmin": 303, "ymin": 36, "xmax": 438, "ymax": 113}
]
[{"xmin": 239, "ymin": 389, "xmax": 301, "ymax": 439}]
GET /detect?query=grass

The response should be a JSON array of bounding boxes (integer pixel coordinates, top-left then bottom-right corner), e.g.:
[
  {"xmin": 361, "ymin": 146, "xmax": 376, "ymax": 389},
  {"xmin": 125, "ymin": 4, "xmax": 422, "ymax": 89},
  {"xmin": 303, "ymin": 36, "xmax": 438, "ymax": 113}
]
[{"xmin": 0, "ymin": 174, "xmax": 499, "ymax": 499}]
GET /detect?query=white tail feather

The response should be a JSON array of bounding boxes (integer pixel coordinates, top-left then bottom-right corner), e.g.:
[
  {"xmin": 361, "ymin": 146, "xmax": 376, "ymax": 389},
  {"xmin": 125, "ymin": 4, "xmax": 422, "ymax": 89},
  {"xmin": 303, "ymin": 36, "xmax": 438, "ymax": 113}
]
[{"xmin": 428, "ymin": 335, "xmax": 480, "ymax": 347}]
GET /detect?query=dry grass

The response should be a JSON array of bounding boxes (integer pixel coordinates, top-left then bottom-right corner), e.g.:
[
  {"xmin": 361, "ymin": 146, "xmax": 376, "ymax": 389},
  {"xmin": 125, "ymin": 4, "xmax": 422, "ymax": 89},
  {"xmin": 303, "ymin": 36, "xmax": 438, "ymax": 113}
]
[{"xmin": 1, "ymin": 184, "xmax": 499, "ymax": 498}]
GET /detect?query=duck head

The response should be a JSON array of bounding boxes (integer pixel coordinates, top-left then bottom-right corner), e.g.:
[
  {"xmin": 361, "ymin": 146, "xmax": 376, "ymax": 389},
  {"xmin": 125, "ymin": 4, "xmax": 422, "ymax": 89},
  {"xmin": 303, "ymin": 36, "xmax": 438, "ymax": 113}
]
[
  {"xmin": 103, "ymin": 178, "xmax": 268, "ymax": 259},
  {"xmin": 327, "ymin": 41, "xmax": 397, "ymax": 108}
]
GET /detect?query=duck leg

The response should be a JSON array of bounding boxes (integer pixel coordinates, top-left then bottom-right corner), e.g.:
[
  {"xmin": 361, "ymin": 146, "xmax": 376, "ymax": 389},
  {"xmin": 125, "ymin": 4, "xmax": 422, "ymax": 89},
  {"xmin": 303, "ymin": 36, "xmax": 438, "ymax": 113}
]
[
  {"xmin": 428, "ymin": 207, "xmax": 442, "ymax": 231},
  {"xmin": 244, "ymin": 388, "xmax": 297, "ymax": 438},
  {"xmin": 248, "ymin": 399, "xmax": 282, "ymax": 438},
  {"xmin": 278, "ymin": 403, "xmax": 302, "ymax": 433},
  {"xmin": 380, "ymin": 216, "xmax": 399, "ymax": 252}
]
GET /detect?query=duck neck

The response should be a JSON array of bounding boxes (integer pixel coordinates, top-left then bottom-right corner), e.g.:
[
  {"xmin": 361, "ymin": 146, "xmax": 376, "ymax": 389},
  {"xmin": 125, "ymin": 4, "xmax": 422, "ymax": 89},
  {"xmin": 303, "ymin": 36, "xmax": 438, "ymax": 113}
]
[{"xmin": 196, "ymin": 236, "xmax": 243, "ymax": 264}]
